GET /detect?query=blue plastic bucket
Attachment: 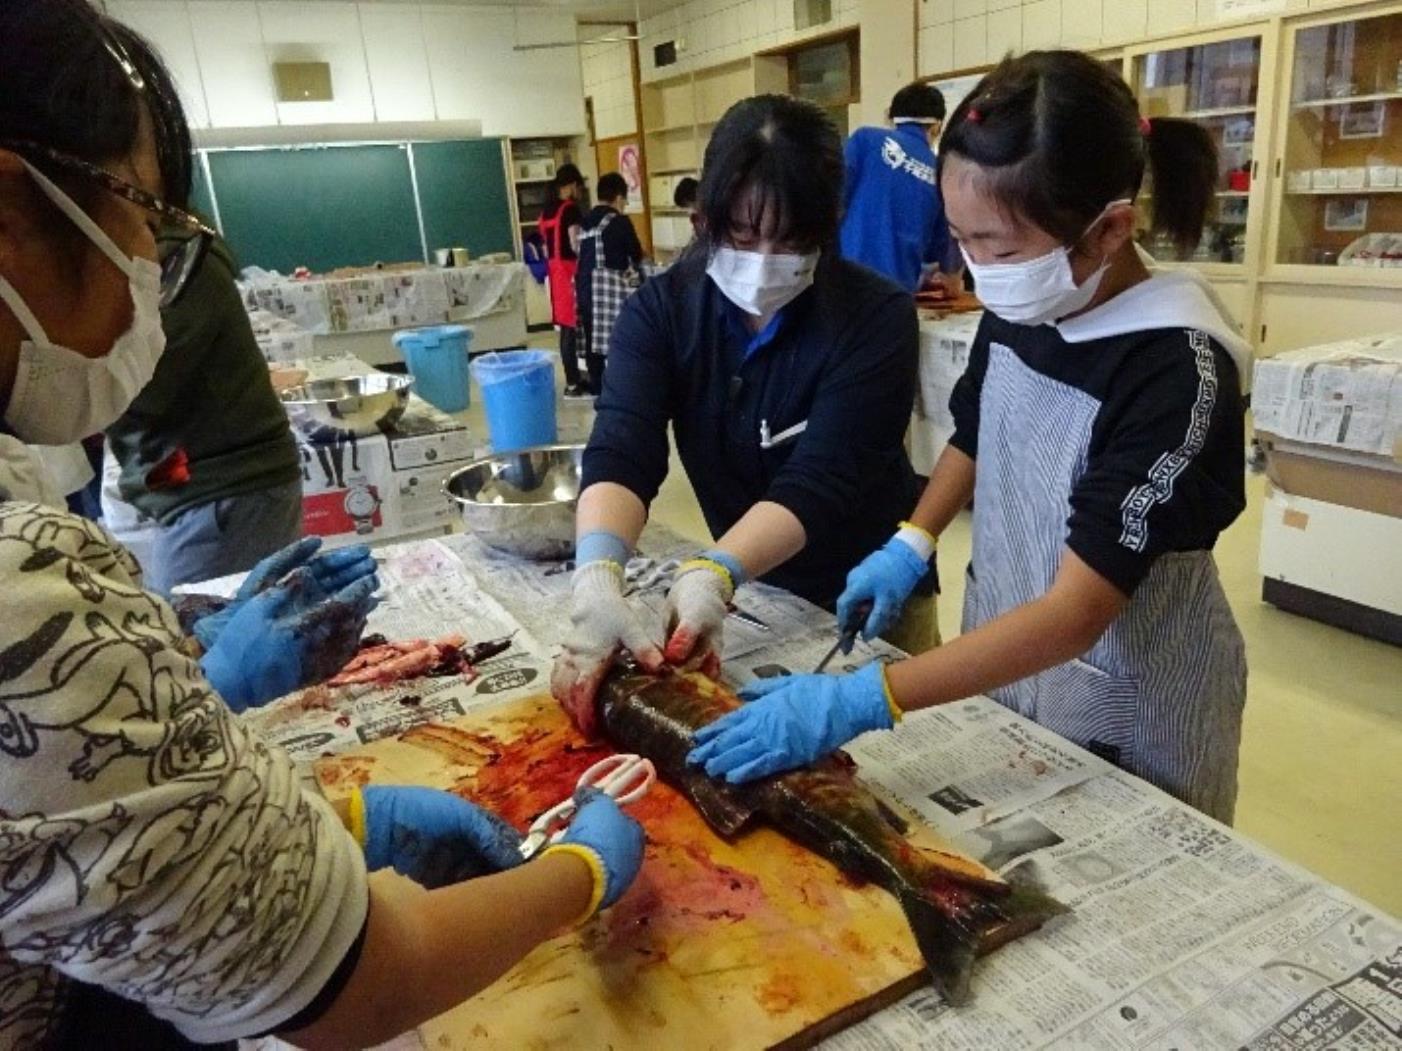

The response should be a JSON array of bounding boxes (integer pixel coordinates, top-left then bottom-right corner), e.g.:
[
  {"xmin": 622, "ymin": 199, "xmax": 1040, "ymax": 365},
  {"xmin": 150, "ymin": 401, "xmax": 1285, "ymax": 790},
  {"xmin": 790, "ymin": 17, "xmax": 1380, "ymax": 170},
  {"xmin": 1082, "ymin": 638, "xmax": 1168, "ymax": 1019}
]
[
  {"xmin": 470, "ymin": 350, "xmax": 558, "ymax": 451},
  {"xmin": 392, "ymin": 324, "xmax": 473, "ymax": 413}
]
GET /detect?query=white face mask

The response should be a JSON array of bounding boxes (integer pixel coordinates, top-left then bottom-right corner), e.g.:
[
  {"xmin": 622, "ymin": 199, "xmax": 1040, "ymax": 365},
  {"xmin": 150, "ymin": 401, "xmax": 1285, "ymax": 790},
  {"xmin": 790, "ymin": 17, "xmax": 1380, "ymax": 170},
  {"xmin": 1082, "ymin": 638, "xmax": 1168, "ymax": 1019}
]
[
  {"xmin": 707, "ymin": 246, "xmax": 818, "ymax": 319},
  {"xmin": 960, "ymin": 199, "xmax": 1131, "ymax": 327},
  {"xmin": 0, "ymin": 161, "xmax": 167, "ymax": 445}
]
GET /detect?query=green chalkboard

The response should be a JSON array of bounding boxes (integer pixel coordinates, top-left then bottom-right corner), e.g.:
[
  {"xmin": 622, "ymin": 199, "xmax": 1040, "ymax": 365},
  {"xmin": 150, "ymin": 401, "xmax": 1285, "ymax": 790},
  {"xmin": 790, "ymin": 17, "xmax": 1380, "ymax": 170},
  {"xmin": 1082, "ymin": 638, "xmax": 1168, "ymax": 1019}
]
[
  {"xmin": 207, "ymin": 144, "xmax": 423, "ymax": 273},
  {"xmin": 411, "ymin": 139, "xmax": 515, "ymax": 259},
  {"xmin": 189, "ymin": 160, "xmax": 217, "ymax": 227}
]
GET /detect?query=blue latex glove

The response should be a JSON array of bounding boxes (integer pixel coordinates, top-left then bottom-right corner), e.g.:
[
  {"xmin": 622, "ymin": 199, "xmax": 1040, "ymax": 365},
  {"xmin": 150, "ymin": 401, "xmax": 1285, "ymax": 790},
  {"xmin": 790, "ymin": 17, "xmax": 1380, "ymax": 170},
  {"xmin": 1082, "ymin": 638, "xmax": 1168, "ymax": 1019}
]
[
  {"xmin": 687, "ymin": 663, "xmax": 897, "ymax": 783},
  {"xmin": 199, "ymin": 569, "xmax": 380, "ymax": 712},
  {"xmin": 543, "ymin": 787, "xmax": 645, "ymax": 918},
  {"xmin": 835, "ymin": 535, "xmax": 929, "ymax": 645},
  {"xmin": 355, "ymin": 785, "xmax": 524, "ymax": 889},
  {"xmin": 192, "ymin": 539, "xmax": 377, "ymax": 649}
]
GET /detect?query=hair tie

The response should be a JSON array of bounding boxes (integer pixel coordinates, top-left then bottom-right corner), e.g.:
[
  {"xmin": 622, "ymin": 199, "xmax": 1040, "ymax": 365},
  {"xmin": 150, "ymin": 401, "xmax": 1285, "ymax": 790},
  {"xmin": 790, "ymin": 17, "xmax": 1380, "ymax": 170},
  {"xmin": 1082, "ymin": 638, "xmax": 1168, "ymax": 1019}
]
[
  {"xmin": 1138, "ymin": 115, "xmax": 1152, "ymax": 136},
  {"xmin": 967, "ymin": 107, "xmax": 982, "ymax": 123}
]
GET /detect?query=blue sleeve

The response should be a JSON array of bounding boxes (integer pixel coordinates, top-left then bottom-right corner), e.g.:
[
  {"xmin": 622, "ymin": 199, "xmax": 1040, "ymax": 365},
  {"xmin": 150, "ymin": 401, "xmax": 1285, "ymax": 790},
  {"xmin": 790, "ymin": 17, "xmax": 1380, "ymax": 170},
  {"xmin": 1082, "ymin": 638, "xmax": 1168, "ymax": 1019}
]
[
  {"xmin": 843, "ymin": 132, "xmax": 863, "ymax": 210},
  {"xmin": 580, "ymin": 283, "xmax": 673, "ymax": 504}
]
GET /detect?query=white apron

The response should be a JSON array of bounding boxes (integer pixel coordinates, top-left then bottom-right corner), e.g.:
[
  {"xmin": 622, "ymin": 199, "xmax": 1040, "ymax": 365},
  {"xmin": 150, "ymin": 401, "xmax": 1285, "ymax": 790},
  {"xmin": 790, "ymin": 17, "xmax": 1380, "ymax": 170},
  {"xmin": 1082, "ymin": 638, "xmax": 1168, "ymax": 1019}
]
[{"xmin": 961, "ymin": 338, "xmax": 1247, "ymax": 824}]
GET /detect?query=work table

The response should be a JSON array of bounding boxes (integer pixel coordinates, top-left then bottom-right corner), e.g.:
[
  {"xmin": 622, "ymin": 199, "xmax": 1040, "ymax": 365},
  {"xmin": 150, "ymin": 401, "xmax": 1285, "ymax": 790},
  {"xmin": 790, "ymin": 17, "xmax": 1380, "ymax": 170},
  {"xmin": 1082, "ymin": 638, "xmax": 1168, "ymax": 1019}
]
[{"xmin": 238, "ymin": 530, "xmax": 1400, "ymax": 1050}]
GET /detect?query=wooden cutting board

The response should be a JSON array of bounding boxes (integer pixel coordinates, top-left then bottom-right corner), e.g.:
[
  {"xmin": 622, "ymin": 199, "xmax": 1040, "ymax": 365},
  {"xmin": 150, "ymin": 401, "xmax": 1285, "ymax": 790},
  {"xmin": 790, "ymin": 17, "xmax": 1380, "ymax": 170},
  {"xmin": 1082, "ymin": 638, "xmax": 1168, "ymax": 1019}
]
[{"xmin": 314, "ymin": 693, "xmax": 956, "ymax": 1050}]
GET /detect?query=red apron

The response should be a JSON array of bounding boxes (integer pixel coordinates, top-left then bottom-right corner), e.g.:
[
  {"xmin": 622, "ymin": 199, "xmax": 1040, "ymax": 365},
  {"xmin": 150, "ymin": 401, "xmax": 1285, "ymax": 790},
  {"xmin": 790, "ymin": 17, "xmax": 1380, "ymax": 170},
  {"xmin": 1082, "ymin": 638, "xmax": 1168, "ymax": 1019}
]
[{"xmin": 539, "ymin": 203, "xmax": 578, "ymax": 328}]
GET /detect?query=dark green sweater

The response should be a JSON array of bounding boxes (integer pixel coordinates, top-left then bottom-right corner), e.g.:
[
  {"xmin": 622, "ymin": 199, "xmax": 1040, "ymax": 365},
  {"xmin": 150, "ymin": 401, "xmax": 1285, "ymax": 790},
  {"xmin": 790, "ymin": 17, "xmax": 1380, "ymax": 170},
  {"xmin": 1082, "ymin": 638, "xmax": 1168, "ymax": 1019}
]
[{"xmin": 107, "ymin": 236, "xmax": 300, "ymax": 523}]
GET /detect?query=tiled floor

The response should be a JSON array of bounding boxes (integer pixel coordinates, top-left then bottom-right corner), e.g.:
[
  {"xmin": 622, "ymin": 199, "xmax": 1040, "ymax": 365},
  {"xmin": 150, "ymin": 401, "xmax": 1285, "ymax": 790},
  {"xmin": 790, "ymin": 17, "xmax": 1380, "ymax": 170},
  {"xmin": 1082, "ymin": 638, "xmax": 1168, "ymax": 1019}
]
[{"xmin": 526, "ymin": 336, "xmax": 1402, "ymax": 916}]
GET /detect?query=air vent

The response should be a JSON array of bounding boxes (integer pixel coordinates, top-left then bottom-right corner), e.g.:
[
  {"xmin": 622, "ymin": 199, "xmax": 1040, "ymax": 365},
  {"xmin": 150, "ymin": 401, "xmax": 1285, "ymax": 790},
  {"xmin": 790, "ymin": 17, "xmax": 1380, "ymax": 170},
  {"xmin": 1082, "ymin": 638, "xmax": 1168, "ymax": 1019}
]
[
  {"xmin": 654, "ymin": 40, "xmax": 677, "ymax": 68},
  {"xmin": 273, "ymin": 61, "xmax": 333, "ymax": 102}
]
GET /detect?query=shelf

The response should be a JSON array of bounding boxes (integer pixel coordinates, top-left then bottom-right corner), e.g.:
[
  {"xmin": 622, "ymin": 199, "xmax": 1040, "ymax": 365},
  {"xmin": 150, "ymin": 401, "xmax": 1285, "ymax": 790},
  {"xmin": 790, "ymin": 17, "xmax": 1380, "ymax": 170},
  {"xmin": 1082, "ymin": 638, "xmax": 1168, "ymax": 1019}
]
[
  {"xmin": 1180, "ymin": 104, "xmax": 1257, "ymax": 120},
  {"xmin": 1286, "ymin": 186, "xmax": 1402, "ymax": 196},
  {"xmin": 519, "ymin": 220, "xmax": 538, "ymax": 228},
  {"xmin": 651, "ymin": 206, "xmax": 691, "ymax": 216},
  {"xmin": 652, "ymin": 166, "xmax": 698, "ymax": 176},
  {"xmin": 644, "ymin": 123, "xmax": 695, "ymax": 135},
  {"xmin": 513, "ymin": 176, "xmax": 555, "ymax": 186},
  {"xmin": 1217, "ymin": 190, "xmax": 1250, "ymax": 198},
  {"xmin": 1291, "ymin": 90, "xmax": 1402, "ymax": 110}
]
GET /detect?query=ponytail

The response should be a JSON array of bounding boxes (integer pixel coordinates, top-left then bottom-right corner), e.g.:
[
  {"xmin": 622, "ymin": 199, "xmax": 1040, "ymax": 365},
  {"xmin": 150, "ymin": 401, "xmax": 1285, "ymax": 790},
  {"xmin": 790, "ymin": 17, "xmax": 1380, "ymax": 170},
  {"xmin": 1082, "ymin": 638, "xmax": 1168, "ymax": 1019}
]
[
  {"xmin": 941, "ymin": 50, "xmax": 1218, "ymax": 255},
  {"xmin": 1143, "ymin": 117, "xmax": 1217, "ymax": 255}
]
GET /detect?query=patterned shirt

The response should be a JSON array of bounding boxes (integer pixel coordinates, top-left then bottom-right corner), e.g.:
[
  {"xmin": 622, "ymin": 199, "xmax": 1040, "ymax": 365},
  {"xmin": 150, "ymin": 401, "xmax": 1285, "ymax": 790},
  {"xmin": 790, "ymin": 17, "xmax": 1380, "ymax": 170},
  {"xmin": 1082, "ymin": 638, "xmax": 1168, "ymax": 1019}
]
[{"xmin": 0, "ymin": 501, "xmax": 367, "ymax": 1046}]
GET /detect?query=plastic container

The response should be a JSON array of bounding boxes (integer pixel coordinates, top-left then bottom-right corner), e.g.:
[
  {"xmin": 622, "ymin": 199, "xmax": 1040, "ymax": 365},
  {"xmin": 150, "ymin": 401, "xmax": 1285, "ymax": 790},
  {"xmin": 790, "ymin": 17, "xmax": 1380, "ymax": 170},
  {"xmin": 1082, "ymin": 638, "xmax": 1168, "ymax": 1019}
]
[
  {"xmin": 470, "ymin": 349, "xmax": 558, "ymax": 451},
  {"xmin": 392, "ymin": 324, "xmax": 473, "ymax": 413}
]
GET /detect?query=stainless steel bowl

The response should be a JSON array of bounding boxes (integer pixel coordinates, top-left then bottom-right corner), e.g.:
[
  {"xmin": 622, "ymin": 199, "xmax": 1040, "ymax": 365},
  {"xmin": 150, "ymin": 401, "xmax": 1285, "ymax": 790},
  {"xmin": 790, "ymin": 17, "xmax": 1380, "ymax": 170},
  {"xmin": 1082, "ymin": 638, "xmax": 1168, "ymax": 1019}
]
[
  {"xmin": 444, "ymin": 444, "xmax": 584, "ymax": 560},
  {"xmin": 280, "ymin": 374, "xmax": 413, "ymax": 438}
]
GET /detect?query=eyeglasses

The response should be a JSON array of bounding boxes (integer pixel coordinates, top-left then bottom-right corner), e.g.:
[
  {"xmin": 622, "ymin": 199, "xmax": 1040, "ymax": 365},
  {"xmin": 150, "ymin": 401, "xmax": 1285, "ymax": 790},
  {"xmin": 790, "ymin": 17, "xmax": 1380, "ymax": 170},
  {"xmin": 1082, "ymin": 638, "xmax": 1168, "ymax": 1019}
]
[{"xmin": 0, "ymin": 138, "xmax": 215, "ymax": 309}]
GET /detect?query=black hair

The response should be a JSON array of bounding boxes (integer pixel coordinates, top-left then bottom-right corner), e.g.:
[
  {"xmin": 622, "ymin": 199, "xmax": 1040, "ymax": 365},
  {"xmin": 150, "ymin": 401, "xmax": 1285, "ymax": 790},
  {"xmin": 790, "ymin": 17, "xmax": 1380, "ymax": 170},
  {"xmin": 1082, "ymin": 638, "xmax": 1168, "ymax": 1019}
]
[
  {"xmin": 597, "ymin": 172, "xmax": 628, "ymax": 203},
  {"xmin": 555, "ymin": 163, "xmax": 585, "ymax": 190},
  {"xmin": 694, "ymin": 94, "xmax": 843, "ymax": 255},
  {"xmin": 890, "ymin": 82, "xmax": 946, "ymax": 123},
  {"xmin": 673, "ymin": 176, "xmax": 699, "ymax": 209},
  {"xmin": 940, "ymin": 50, "xmax": 1216, "ymax": 255},
  {"xmin": 0, "ymin": 0, "xmax": 193, "ymax": 208}
]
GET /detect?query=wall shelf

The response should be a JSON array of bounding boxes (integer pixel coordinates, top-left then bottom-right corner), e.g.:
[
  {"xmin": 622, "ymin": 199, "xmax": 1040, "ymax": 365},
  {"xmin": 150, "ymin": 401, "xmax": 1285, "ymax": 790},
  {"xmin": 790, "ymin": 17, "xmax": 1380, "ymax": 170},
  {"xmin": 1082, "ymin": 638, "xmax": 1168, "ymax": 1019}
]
[
  {"xmin": 1286, "ymin": 186, "xmax": 1402, "ymax": 195},
  {"xmin": 1181, "ymin": 104, "xmax": 1258, "ymax": 119},
  {"xmin": 1290, "ymin": 89, "xmax": 1402, "ymax": 110}
]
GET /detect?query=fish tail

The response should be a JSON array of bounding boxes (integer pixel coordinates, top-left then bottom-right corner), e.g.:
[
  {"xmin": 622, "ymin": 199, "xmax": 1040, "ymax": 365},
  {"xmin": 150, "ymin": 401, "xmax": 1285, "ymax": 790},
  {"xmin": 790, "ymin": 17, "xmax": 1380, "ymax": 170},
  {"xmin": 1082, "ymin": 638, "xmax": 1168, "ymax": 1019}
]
[
  {"xmin": 896, "ymin": 890, "xmax": 980, "ymax": 1006},
  {"xmin": 976, "ymin": 864, "xmax": 1068, "ymax": 955}
]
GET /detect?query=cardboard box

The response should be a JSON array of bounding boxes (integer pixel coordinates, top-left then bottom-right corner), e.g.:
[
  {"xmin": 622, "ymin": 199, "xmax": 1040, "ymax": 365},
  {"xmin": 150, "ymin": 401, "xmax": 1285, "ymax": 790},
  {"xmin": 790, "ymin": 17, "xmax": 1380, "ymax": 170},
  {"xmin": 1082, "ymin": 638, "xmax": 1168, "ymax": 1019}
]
[
  {"xmin": 297, "ymin": 403, "xmax": 474, "ymax": 549},
  {"xmin": 1259, "ymin": 434, "xmax": 1402, "ymax": 519},
  {"xmin": 1259, "ymin": 486, "xmax": 1402, "ymax": 643},
  {"xmin": 290, "ymin": 355, "xmax": 476, "ymax": 549}
]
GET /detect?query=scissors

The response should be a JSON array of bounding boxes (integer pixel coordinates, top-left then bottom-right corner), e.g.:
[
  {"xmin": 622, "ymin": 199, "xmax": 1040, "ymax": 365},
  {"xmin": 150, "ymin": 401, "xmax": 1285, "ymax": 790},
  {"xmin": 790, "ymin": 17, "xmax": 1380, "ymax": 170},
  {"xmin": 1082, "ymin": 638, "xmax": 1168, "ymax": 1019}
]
[
  {"xmin": 813, "ymin": 601, "xmax": 872, "ymax": 674},
  {"xmin": 518, "ymin": 753, "xmax": 657, "ymax": 860},
  {"xmin": 623, "ymin": 557, "xmax": 683, "ymax": 596}
]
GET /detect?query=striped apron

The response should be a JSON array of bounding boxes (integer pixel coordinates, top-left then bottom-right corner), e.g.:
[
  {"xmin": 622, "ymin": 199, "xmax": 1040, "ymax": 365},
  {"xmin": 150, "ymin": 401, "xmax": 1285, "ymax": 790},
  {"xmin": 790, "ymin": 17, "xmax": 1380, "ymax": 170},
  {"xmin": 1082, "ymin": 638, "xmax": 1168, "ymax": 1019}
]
[{"xmin": 962, "ymin": 341, "xmax": 1247, "ymax": 824}]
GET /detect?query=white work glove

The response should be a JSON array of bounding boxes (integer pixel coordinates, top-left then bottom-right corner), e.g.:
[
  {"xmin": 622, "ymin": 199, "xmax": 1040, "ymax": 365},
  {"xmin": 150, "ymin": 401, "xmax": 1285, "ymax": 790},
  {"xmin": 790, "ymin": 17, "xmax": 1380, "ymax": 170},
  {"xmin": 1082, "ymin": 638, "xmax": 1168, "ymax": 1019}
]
[
  {"xmin": 552, "ymin": 560, "xmax": 664, "ymax": 736},
  {"xmin": 663, "ymin": 550, "xmax": 746, "ymax": 679}
]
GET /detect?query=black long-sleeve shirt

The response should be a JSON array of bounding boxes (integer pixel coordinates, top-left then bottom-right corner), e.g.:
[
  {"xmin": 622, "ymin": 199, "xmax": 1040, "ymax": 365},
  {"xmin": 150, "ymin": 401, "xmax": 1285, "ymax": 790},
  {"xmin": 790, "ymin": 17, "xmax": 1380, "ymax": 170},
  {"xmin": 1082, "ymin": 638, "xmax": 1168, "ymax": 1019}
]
[{"xmin": 582, "ymin": 252, "xmax": 920, "ymax": 606}]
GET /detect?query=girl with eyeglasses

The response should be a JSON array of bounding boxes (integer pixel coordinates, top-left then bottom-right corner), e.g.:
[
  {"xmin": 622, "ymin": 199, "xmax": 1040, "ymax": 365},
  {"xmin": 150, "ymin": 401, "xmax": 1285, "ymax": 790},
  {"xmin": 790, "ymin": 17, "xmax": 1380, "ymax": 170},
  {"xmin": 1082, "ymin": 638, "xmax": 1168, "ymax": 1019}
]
[{"xmin": 0, "ymin": 3, "xmax": 642, "ymax": 1047}]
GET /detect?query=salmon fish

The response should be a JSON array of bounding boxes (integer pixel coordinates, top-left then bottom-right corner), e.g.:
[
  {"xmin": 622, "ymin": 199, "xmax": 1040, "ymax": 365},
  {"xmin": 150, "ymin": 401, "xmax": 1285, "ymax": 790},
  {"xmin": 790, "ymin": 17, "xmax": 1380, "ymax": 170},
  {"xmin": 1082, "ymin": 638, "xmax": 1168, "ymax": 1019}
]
[{"xmin": 597, "ymin": 666, "xmax": 1067, "ymax": 1005}]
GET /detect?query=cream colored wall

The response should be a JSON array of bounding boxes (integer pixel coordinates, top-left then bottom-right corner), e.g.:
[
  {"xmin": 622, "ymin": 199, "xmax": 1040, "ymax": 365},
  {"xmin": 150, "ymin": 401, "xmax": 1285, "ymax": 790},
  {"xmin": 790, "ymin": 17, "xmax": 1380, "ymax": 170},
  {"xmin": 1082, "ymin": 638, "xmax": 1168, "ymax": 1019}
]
[
  {"xmin": 580, "ymin": 25, "xmax": 640, "ymax": 140},
  {"xmin": 638, "ymin": 0, "xmax": 862, "ymax": 83}
]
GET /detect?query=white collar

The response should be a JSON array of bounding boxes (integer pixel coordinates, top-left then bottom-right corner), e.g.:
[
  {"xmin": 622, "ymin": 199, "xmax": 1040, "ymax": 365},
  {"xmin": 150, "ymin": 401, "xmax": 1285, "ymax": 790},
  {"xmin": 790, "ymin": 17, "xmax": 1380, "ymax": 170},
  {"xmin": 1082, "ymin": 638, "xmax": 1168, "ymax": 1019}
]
[
  {"xmin": 1055, "ymin": 249, "xmax": 1253, "ymax": 390},
  {"xmin": 0, "ymin": 434, "xmax": 67, "ymax": 506}
]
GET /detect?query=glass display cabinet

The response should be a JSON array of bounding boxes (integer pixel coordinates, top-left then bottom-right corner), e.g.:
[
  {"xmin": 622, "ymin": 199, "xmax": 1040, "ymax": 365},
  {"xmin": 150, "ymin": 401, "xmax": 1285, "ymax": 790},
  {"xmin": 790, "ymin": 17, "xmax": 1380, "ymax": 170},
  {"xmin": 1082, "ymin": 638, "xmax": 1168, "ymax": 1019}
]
[
  {"xmin": 1272, "ymin": 7, "xmax": 1402, "ymax": 270},
  {"xmin": 1130, "ymin": 32, "xmax": 1269, "ymax": 268}
]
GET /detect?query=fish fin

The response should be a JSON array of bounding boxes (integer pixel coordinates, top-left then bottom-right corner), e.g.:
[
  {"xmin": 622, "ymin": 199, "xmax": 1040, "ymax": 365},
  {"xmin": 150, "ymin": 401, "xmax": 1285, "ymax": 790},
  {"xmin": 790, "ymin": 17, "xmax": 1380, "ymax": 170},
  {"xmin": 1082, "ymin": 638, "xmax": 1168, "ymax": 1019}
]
[
  {"xmin": 975, "ymin": 863, "xmax": 1068, "ymax": 954},
  {"xmin": 897, "ymin": 891, "xmax": 980, "ymax": 1006},
  {"xmin": 679, "ymin": 769, "xmax": 755, "ymax": 838}
]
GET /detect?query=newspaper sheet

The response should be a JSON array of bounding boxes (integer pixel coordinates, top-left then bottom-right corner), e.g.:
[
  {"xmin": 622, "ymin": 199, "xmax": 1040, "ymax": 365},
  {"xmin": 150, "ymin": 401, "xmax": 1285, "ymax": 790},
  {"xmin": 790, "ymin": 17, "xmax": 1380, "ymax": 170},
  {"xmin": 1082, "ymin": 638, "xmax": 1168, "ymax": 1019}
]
[
  {"xmin": 239, "ymin": 264, "xmax": 525, "ymax": 335},
  {"xmin": 824, "ymin": 770, "xmax": 1401, "ymax": 1050}
]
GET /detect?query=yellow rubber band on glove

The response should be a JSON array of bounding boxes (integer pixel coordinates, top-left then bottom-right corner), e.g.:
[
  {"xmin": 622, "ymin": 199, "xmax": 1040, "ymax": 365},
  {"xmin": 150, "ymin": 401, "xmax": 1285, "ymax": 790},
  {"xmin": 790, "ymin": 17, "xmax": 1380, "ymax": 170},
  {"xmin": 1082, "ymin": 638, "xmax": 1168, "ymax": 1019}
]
[
  {"xmin": 348, "ymin": 789, "xmax": 368, "ymax": 848},
  {"xmin": 898, "ymin": 520, "xmax": 939, "ymax": 549},
  {"xmin": 542, "ymin": 843, "xmax": 608, "ymax": 926},
  {"xmin": 677, "ymin": 557, "xmax": 737, "ymax": 597},
  {"xmin": 879, "ymin": 664, "xmax": 904, "ymax": 724}
]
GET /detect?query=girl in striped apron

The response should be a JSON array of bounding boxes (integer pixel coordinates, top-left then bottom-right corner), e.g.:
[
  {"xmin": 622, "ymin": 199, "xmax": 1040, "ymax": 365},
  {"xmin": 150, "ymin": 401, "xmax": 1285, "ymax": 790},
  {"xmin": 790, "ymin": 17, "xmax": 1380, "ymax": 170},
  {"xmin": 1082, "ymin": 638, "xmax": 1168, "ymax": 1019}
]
[{"xmin": 689, "ymin": 50, "xmax": 1251, "ymax": 825}]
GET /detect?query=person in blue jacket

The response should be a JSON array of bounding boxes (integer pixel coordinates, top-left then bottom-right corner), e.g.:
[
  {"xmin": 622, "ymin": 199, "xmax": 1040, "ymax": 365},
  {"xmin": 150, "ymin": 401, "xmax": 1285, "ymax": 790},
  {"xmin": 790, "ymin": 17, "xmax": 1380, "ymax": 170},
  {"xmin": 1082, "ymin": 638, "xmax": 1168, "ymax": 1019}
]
[{"xmin": 839, "ymin": 82, "xmax": 962, "ymax": 294}]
